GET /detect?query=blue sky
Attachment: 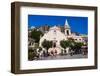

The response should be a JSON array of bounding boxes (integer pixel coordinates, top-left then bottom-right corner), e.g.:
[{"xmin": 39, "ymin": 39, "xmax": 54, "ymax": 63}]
[{"xmin": 28, "ymin": 15, "xmax": 88, "ymax": 34}]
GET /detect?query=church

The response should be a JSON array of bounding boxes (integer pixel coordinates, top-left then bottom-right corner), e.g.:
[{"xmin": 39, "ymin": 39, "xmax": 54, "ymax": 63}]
[
  {"xmin": 39, "ymin": 19, "xmax": 73, "ymax": 54},
  {"xmin": 28, "ymin": 18, "xmax": 88, "ymax": 55}
]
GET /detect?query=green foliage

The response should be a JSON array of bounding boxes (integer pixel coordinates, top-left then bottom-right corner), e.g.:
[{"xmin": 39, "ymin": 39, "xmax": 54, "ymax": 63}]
[
  {"xmin": 74, "ymin": 42, "xmax": 84, "ymax": 49},
  {"xmin": 60, "ymin": 40, "xmax": 73, "ymax": 49},
  {"xmin": 42, "ymin": 39, "xmax": 52, "ymax": 50},
  {"xmin": 31, "ymin": 29, "xmax": 43, "ymax": 43},
  {"xmin": 60, "ymin": 39, "xmax": 84, "ymax": 50},
  {"xmin": 28, "ymin": 49, "xmax": 38, "ymax": 60},
  {"xmin": 60, "ymin": 40, "xmax": 67, "ymax": 49},
  {"xmin": 67, "ymin": 38, "xmax": 75, "ymax": 50}
]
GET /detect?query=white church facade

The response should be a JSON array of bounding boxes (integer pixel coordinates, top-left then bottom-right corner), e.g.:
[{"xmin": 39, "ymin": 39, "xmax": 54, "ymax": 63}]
[
  {"xmin": 39, "ymin": 26, "xmax": 67, "ymax": 54},
  {"xmin": 39, "ymin": 19, "xmax": 87, "ymax": 54}
]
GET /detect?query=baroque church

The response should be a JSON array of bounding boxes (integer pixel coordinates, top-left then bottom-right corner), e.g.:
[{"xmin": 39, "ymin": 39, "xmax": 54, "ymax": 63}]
[
  {"xmin": 39, "ymin": 19, "xmax": 87, "ymax": 54},
  {"xmin": 28, "ymin": 19, "xmax": 87, "ymax": 55},
  {"xmin": 39, "ymin": 19, "xmax": 71, "ymax": 46}
]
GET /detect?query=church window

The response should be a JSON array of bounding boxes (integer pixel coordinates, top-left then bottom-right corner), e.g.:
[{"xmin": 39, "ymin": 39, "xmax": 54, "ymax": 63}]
[{"xmin": 67, "ymin": 30, "xmax": 69, "ymax": 35}]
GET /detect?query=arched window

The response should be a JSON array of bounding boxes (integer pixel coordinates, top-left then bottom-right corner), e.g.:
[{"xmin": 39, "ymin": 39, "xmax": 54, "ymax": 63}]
[{"xmin": 67, "ymin": 30, "xmax": 69, "ymax": 35}]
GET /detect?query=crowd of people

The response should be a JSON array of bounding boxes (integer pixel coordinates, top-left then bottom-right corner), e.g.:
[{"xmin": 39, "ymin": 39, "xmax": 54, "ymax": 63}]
[{"xmin": 28, "ymin": 46, "xmax": 88, "ymax": 60}]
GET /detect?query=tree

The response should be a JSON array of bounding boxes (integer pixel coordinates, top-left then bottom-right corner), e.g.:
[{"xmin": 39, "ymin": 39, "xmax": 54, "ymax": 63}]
[
  {"xmin": 42, "ymin": 39, "xmax": 52, "ymax": 50},
  {"xmin": 75, "ymin": 42, "xmax": 84, "ymax": 49},
  {"xmin": 31, "ymin": 29, "xmax": 43, "ymax": 43},
  {"xmin": 60, "ymin": 40, "xmax": 71, "ymax": 54},
  {"xmin": 60, "ymin": 39, "xmax": 84, "ymax": 55},
  {"xmin": 60, "ymin": 40, "xmax": 66, "ymax": 49},
  {"xmin": 28, "ymin": 48, "xmax": 38, "ymax": 60},
  {"xmin": 67, "ymin": 38, "xmax": 75, "ymax": 50},
  {"xmin": 74, "ymin": 42, "xmax": 84, "ymax": 54},
  {"xmin": 60, "ymin": 39, "xmax": 76, "ymax": 55},
  {"xmin": 42, "ymin": 39, "xmax": 52, "ymax": 56},
  {"xmin": 60, "ymin": 40, "xmax": 74, "ymax": 49}
]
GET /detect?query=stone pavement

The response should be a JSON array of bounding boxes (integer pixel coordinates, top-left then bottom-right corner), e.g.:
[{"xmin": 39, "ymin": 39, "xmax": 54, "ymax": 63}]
[{"xmin": 35, "ymin": 54, "xmax": 88, "ymax": 60}]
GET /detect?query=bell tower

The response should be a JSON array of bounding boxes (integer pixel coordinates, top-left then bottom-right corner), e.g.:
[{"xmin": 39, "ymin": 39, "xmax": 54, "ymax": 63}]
[{"xmin": 64, "ymin": 19, "xmax": 71, "ymax": 36}]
